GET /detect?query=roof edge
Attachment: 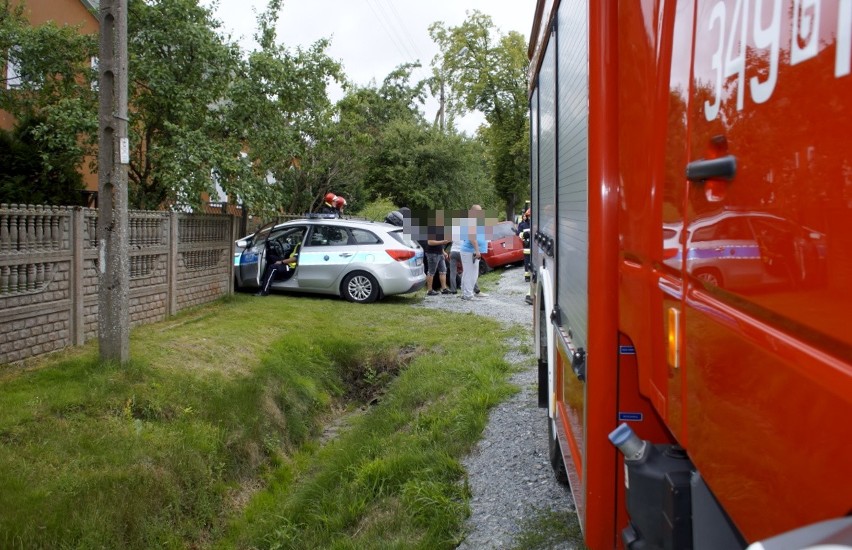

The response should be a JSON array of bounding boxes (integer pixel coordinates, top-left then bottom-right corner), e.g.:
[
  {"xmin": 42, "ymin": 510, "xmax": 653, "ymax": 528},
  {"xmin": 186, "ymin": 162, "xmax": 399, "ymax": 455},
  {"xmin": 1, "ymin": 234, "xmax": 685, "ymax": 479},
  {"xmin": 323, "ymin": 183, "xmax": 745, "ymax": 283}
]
[{"xmin": 80, "ymin": 0, "xmax": 99, "ymax": 12}]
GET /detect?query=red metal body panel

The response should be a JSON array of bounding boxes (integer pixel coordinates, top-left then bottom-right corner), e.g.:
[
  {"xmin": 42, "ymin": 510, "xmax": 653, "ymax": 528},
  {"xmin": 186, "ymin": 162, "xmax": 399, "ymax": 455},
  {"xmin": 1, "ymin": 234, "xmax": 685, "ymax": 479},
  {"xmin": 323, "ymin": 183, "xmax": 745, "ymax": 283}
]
[
  {"xmin": 582, "ymin": 0, "xmax": 621, "ymax": 547},
  {"xmin": 530, "ymin": 0, "xmax": 852, "ymax": 547},
  {"xmin": 615, "ymin": 0, "xmax": 852, "ymax": 541},
  {"xmin": 614, "ymin": 333, "xmax": 677, "ymax": 544},
  {"xmin": 555, "ymin": 339, "xmax": 586, "ymax": 518},
  {"xmin": 678, "ymin": 0, "xmax": 852, "ymax": 541}
]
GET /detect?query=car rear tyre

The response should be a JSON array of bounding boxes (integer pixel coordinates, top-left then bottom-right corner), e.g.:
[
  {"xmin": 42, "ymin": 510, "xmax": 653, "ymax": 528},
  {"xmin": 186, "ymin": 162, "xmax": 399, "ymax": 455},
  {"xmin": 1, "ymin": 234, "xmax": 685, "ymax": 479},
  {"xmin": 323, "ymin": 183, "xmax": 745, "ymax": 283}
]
[
  {"xmin": 695, "ymin": 269, "xmax": 723, "ymax": 288},
  {"xmin": 548, "ymin": 418, "xmax": 570, "ymax": 486},
  {"xmin": 478, "ymin": 260, "xmax": 492, "ymax": 275},
  {"xmin": 341, "ymin": 272, "xmax": 379, "ymax": 303}
]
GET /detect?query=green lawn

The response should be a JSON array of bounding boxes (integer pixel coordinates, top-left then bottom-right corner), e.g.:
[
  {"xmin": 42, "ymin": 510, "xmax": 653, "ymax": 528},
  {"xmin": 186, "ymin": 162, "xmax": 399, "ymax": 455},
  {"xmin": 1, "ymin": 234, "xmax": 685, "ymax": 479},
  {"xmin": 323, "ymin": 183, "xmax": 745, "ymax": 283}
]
[{"xmin": 0, "ymin": 286, "xmax": 518, "ymax": 549}]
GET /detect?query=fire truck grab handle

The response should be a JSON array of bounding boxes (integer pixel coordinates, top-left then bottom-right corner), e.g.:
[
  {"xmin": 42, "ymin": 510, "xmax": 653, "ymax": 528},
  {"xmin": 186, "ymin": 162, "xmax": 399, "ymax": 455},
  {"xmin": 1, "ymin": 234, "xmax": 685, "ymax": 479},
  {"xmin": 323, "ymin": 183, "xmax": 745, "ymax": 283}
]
[
  {"xmin": 685, "ymin": 155, "xmax": 737, "ymax": 182},
  {"xmin": 571, "ymin": 348, "xmax": 586, "ymax": 382},
  {"xmin": 550, "ymin": 305, "xmax": 562, "ymax": 326}
]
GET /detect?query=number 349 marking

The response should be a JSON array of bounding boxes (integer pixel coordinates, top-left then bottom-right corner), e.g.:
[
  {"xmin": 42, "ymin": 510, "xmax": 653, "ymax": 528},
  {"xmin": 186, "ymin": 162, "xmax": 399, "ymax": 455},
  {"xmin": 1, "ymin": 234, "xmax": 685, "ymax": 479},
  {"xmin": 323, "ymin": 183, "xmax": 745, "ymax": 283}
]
[{"xmin": 704, "ymin": 0, "xmax": 852, "ymax": 121}]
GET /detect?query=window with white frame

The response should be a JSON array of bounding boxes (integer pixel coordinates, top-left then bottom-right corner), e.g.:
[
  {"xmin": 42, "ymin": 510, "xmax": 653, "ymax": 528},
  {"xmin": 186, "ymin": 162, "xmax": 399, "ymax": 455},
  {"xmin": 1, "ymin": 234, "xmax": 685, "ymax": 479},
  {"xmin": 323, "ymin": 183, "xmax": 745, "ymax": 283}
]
[
  {"xmin": 5, "ymin": 46, "xmax": 22, "ymax": 89},
  {"xmin": 90, "ymin": 56, "xmax": 99, "ymax": 90}
]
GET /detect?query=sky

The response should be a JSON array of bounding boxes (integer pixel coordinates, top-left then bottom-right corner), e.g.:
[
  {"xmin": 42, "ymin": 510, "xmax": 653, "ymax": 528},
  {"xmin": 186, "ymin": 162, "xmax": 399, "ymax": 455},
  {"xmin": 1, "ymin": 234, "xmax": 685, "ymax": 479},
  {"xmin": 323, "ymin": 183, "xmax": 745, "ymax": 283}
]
[{"xmin": 203, "ymin": 0, "xmax": 536, "ymax": 133}]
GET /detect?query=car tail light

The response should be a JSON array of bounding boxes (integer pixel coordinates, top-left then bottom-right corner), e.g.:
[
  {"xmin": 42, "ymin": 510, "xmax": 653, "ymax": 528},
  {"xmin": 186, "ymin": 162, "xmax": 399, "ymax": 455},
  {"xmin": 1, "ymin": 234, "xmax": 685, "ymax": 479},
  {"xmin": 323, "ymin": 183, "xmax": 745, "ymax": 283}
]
[{"xmin": 386, "ymin": 249, "xmax": 416, "ymax": 262}]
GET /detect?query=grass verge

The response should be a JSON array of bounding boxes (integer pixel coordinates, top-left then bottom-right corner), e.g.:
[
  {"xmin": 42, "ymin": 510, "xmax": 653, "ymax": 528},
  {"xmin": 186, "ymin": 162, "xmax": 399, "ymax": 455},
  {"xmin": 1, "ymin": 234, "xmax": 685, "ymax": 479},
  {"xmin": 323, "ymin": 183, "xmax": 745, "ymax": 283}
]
[
  {"xmin": 0, "ymin": 290, "xmax": 517, "ymax": 549},
  {"xmin": 511, "ymin": 507, "xmax": 586, "ymax": 550}
]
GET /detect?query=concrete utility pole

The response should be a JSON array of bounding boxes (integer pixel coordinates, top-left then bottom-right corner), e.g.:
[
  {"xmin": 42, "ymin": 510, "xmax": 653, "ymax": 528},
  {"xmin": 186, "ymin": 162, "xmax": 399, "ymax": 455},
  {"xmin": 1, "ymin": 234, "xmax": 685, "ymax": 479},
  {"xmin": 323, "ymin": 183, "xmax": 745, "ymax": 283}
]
[
  {"xmin": 97, "ymin": 0, "xmax": 130, "ymax": 363},
  {"xmin": 439, "ymin": 78, "xmax": 445, "ymax": 132}
]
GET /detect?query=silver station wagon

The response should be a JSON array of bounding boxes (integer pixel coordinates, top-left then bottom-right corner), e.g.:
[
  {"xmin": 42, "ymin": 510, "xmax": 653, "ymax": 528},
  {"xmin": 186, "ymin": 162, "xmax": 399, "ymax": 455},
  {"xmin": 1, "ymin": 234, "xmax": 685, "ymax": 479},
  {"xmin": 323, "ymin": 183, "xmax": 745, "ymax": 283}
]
[{"xmin": 234, "ymin": 217, "xmax": 426, "ymax": 303}]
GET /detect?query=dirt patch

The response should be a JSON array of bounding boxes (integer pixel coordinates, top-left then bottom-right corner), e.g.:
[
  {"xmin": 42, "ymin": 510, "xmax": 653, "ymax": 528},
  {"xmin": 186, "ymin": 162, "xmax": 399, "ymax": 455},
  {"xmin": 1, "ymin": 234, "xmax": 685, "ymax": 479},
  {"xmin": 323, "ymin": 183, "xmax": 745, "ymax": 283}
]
[
  {"xmin": 338, "ymin": 344, "xmax": 421, "ymax": 405},
  {"xmin": 319, "ymin": 345, "xmax": 423, "ymax": 446}
]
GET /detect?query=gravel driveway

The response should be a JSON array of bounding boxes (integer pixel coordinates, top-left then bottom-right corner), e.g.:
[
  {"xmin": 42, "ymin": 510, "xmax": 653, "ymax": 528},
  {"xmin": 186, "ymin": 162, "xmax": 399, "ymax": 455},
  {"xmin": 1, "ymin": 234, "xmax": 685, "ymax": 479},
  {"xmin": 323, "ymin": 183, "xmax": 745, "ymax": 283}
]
[{"xmin": 412, "ymin": 266, "xmax": 578, "ymax": 549}]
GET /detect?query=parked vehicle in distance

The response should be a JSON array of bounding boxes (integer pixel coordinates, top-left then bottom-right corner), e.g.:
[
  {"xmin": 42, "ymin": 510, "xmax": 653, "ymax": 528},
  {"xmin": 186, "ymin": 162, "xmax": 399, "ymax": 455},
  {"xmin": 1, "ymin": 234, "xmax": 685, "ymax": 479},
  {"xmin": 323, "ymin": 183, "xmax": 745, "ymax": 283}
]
[
  {"xmin": 481, "ymin": 221, "xmax": 524, "ymax": 274},
  {"xmin": 234, "ymin": 217, "xmax": 425, "ymax": 303}
]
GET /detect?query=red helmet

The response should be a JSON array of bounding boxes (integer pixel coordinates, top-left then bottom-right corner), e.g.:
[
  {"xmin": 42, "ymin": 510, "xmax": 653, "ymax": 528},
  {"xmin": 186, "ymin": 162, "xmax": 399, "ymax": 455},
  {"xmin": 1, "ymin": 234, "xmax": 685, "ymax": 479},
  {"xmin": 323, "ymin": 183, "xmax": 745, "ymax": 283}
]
[
  {"xmin": 333, "ymin": 196, "xmax": 347, "ymax": 208},
  {"xmin": 324, "ymin": 192, "xmax": 336, "ymax": 204}
]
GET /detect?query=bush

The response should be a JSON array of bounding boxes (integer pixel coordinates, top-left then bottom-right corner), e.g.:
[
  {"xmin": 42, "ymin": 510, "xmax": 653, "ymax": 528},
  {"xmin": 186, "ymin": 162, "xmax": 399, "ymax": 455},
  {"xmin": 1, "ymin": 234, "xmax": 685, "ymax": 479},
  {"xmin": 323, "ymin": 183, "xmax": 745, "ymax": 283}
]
[
  {"xmin": 0, "ymin": 118, "xmax": 85, "ymax": 206},
  {"xmin": 353, "ymin": 197, "xmax": 399, "ymax": 223}
]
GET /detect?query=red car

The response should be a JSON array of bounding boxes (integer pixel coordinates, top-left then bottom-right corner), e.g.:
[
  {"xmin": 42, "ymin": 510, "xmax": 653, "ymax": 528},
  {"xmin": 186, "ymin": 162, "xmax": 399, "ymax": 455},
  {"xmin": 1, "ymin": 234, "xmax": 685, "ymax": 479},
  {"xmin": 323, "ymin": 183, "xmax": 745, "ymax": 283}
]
[{"xmin": 481, "ymin": 221, "xmax": 524, "ymax": 274}]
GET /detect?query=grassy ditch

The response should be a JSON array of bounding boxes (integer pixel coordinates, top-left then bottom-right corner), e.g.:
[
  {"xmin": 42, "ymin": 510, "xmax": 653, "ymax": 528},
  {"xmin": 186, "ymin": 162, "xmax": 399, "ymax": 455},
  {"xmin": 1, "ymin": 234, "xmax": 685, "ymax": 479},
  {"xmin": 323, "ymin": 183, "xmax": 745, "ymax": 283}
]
[{"xmin": 0, "ymin": 290, "xmax": 517, "ymax": 548}]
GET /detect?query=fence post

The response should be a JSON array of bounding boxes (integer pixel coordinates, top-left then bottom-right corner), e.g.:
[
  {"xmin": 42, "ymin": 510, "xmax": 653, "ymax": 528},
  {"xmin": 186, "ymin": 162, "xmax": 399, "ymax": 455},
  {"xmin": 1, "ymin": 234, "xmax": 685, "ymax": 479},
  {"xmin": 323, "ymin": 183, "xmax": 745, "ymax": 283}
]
[
  {"xmin": 168, "ymin": 212, "xmax": 178, "ymax": 316},
  {"xmin": 239, "ymin": 205, "xmax": 248, "ymax": 239},
  {"xmin": 228, "ymin": 214, "xmax": 235, "ymax": 297},
  {"xmin": 71, "ymin": 208, "xmax": 85, "ymax": 345}
]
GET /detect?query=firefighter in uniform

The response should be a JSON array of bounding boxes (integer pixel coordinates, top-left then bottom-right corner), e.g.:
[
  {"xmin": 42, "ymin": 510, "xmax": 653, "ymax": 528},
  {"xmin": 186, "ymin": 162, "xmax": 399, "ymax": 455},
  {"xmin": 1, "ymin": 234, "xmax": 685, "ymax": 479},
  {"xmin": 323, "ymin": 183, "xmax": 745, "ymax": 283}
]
[
  {"xmin": 319, "ymin": 192, "xmax": 338, "ymax": 216},
  {"xmin": 517, "ymin": 209, "xmax": 532, "ymax": 282},
  {"xmin": 333, "ymin": 195, "xmax": 347, "ymax": 217}
]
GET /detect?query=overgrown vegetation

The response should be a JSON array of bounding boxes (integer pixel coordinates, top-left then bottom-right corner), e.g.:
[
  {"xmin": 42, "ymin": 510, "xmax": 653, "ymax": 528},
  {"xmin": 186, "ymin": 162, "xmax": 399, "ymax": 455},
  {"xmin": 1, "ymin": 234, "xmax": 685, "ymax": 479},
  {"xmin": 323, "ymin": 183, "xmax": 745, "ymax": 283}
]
[
  {"xmin": 0, "ymin": 291, "xmax": 518, "ymax": 548},
  {"xmin": 0, "ymin": 116, "xmax": 86, "ymax": 205},
  {"xmin": 0, "ymin": 2, "xmax": 523, "ymax": 216}
]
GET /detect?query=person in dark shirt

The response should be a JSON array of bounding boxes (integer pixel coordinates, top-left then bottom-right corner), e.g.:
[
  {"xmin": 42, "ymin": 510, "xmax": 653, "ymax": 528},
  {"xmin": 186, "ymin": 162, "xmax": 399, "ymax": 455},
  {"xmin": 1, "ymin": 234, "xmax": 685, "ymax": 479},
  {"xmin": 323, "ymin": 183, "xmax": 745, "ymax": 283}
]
[
  {"xmin": 255, "ymin": 235, "xmax": 301, "ymax": 296},
  {"xmin": 516, "ymin": 209, "xmax": 531, "ymax": 236},
  {"xmin": 424, "ymin": 219, "xmax": 451, "ymax": 296}
]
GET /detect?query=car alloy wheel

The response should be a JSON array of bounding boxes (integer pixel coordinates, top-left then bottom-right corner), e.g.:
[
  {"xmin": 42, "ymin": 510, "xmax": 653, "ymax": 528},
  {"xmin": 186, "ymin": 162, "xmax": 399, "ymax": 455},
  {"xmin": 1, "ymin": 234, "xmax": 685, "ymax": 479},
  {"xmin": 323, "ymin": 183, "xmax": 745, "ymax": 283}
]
[{"xmin": 342, "ymin": 272, "xmax": 379, "ymax": 303}]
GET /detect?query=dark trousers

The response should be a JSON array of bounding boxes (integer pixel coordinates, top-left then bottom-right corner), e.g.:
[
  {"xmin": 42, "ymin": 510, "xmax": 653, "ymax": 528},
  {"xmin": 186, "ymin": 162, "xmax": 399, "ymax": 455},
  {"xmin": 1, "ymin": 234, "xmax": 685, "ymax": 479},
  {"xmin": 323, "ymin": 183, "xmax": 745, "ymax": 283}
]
[
  {"xmin": 259, "ymin": 263, "xmax": 292, "ymax": 295},
  {"xmin": 448, "ymin": 251, "xmax": 462, "ymax": 291}
]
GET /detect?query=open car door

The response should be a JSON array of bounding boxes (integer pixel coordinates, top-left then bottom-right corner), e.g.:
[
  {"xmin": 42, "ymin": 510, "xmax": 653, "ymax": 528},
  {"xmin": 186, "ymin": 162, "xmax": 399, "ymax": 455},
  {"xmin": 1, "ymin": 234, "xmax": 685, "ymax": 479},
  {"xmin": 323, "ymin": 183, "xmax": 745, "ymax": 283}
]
[{"xmin": 238, "ymin": 221, "xmax": 277, "ymax": 288}]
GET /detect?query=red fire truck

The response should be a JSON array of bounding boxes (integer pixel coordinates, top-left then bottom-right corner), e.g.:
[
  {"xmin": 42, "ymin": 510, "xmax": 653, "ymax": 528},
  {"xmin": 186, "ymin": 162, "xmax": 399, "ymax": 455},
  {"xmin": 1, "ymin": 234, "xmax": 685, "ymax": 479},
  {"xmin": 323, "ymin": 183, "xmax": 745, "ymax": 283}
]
[{"xmin": 528, "ymin": 1, "xmax": 852, "ymax": 548}]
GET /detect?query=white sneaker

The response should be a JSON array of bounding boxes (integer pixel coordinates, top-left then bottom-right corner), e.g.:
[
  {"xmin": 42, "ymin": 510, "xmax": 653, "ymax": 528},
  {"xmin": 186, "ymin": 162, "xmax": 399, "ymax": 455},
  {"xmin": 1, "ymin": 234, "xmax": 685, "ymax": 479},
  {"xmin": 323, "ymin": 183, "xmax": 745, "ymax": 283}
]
[{"xmin": 474, "ymin": 292, "xmax": 489, "ymax": 297}]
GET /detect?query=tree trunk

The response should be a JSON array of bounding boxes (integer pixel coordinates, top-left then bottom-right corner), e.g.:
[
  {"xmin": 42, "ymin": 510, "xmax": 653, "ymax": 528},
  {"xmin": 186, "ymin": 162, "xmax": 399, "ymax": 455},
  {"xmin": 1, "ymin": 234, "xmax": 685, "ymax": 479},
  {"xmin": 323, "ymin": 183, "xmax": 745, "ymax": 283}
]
[{"xmin": 506, "ymin": 193, "xmax": 516, "ymax": 223}]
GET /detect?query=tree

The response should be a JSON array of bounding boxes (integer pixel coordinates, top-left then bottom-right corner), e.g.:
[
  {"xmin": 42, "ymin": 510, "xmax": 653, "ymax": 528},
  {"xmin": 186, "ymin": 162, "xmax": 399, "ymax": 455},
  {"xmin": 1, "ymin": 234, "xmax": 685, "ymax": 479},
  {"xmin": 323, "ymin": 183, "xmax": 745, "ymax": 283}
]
[
  {"xmin": 325, "ymin": 62, "xmax": 491, "ymax": 213},
  {"xmin": 125, "ymin": 0, "xmax": 246, "ymax": 210},
  {"xmin": 429, "ymin": 11, "xmax": 530, "ymax": 220},
  {"xmin": 364, "ymin": 118, "xmax": 492, "ymax": 212},
  {"xmin": 318, "ymin": 63, "xmax": 427, "ymax": 211},
  {"xmin": 0, "ymin": 1, "xmax": 98, "ymax": 203},
  {"xmin": 224, "ymin": 0, "xmax": 343, "ymax": 215}
]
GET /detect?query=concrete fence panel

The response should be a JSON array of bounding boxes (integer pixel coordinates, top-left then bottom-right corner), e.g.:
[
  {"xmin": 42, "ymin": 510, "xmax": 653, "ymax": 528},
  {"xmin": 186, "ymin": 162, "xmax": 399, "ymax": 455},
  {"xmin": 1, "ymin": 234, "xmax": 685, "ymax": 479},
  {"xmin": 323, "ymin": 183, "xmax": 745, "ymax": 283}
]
[
  {"xmin": 0, "ymin": 204, "xmax": 235, "ymax": 365},
  {"xmin": 0, "ymin": 205, "xmax": 75, "ymax": 363}
]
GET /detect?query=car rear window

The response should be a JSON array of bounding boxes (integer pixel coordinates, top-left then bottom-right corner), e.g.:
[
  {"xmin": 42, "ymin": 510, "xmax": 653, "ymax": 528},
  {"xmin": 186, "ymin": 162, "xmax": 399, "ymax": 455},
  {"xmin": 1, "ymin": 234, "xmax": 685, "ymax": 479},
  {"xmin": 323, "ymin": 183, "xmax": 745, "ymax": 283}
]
[
  {"xmin": 492, "ymin": 223, "xmax": 516, "ymax": 239},
  {"xmin": 388, "ymin": 229, "xmax": 417, "ymax": 248},
  {"xmin": 351, "ymin": 228, "xmax": 381, "ymax": 244}
]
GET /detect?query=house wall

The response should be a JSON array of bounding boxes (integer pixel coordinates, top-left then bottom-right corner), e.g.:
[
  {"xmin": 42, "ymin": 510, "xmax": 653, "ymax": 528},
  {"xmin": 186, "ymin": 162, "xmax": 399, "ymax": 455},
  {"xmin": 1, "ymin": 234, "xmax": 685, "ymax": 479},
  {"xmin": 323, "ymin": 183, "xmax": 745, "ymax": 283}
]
[{"xmin": 14, "ymin": 0, "xmax": 98, "ymax": 30}]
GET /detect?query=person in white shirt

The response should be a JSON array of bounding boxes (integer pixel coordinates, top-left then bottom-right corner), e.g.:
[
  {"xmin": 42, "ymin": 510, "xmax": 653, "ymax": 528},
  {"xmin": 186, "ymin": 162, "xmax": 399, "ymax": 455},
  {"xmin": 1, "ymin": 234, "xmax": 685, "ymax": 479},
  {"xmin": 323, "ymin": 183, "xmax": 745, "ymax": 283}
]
[
  {"xmin": 459, "ymin": 205, "xmax": 489, "ymax": 300},
  {"xmin": 447, "ymin": 222, "xmax": 462, "ymax": 294}
]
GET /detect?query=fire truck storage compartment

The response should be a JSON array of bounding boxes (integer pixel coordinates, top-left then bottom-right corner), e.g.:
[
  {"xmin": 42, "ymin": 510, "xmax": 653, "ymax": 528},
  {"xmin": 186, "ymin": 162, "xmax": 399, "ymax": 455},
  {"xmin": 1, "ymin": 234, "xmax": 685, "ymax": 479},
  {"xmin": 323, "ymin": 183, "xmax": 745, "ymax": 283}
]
[{"xmin": 554, "ymin": 0, "xmax": 589, "ymax": 355}]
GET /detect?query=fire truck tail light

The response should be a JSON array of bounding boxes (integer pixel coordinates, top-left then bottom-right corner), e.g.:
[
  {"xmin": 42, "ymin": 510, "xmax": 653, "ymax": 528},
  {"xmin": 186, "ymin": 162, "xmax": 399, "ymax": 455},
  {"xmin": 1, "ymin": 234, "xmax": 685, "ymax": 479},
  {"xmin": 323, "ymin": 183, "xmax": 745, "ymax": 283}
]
[
  {"xmin": 667, "ymin": 307, "xmax": 680, "ymax": 369},
  {"xmin": 663, "ymin": 248, "xmax": 678, "ymax": 259}
]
